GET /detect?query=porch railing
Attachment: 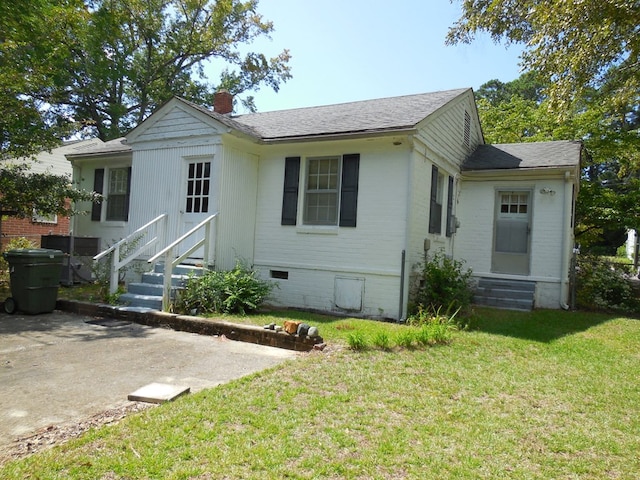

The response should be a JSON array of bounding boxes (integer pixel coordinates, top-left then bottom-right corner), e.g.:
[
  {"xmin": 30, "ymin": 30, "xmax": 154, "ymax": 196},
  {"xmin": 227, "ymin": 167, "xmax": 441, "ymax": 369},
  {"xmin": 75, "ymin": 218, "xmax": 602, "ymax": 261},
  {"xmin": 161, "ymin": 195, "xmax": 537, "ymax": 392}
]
[
  {"xmin": 147, "ymin": 213, "xmax": 218, "ymax": 311},
  {"xmin": 93, "ymin": 213, "xmax": 168, "ymax": 295}
]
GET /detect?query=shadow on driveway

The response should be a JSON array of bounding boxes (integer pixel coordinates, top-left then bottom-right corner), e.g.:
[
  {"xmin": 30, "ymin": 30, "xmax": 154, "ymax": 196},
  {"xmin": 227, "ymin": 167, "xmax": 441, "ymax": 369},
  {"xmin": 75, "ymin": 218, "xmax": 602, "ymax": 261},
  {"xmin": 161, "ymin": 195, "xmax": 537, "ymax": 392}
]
[{"xmin": 0, "ymin": 310, "xmax": 297, "ymax": 451}]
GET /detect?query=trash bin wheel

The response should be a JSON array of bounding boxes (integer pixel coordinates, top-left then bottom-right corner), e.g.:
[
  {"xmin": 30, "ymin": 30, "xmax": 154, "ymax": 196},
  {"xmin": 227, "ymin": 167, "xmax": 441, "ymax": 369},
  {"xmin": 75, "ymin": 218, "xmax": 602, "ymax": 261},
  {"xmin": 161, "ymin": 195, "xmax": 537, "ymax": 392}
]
[{"xmin": 4, "ymin": 297, "xmax": 17, "ymax": 314}]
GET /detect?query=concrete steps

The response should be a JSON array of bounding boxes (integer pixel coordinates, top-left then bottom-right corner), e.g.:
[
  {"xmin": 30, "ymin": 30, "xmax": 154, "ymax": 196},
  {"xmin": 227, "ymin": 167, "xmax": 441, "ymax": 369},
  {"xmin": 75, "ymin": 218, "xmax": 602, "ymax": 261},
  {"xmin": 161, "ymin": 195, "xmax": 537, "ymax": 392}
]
[
  {"xmin": 473, "ymin": 278, "xmax": 535, "ymax": 311},
  {"xmin": 118, "ymin": 263, "xmax": 204, "ymax": 311}
]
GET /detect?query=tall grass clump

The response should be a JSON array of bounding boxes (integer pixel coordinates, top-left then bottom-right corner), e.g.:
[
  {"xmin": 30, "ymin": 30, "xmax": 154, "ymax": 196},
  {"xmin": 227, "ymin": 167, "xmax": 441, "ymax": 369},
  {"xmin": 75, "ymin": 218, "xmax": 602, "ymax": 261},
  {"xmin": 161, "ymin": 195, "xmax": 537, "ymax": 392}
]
[
  {"xmin": 347, "ymin": 332, "xmax": 368, "ymax": 351},
  {"xmin": 408, "ymin": 305, "xmax": 459, "ymax": 346}
]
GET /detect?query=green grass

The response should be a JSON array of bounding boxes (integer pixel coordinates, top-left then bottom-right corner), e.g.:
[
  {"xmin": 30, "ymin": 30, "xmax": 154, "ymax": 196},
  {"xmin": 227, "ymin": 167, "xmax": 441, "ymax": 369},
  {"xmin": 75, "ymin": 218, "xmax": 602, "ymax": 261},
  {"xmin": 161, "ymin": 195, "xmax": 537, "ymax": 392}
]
[{"xmin": 2, "ymin": 308, "xmax": 640, "ymax": 478}]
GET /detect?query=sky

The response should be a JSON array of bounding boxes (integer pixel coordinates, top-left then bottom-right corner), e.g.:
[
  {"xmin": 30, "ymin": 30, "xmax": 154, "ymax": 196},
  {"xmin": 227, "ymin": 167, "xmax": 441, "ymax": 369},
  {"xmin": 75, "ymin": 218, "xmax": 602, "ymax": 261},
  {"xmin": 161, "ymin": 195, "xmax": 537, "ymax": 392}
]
[{"xmin": 206, "ymin": 0, "xmax": 525, "ymax": 113}]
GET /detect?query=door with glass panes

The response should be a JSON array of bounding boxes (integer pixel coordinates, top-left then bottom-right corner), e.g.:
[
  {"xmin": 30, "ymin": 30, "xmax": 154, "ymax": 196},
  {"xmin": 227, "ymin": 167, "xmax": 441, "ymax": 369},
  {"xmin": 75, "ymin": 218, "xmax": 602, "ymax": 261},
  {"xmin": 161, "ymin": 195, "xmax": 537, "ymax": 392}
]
[
  {"xmin": 491, "ymin": 190, "xmax": 531, "ymax": 275},
  {"xmin": 180, "ymin": 158, "xmax": 213, "ymax": 259}
]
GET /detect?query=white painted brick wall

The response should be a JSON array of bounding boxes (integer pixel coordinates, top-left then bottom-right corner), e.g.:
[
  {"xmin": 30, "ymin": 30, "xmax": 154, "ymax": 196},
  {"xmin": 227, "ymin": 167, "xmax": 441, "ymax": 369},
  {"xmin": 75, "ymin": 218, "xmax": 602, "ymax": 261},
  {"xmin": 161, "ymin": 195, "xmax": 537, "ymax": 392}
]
[{"xmin": 253, "ymin": 139, "xmax": 409, "ymax": 318}]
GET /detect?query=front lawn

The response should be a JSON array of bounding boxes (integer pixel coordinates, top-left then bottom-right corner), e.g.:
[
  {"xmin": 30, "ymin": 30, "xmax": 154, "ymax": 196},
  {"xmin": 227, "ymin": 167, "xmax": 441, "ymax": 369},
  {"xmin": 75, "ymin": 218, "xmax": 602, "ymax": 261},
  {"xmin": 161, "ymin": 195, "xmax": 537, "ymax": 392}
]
[{"xmin": 1, "ymin": 308, "xmax": 639, "ymax": 479}]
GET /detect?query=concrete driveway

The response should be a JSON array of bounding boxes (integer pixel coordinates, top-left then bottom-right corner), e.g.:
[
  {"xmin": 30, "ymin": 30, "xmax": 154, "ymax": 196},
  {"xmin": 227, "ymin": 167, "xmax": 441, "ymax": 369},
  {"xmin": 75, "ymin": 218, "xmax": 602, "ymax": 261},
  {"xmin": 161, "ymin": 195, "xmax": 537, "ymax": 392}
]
[{"xmin": 0, "ymin": 310, "xmax": 297, "ymax": 449}]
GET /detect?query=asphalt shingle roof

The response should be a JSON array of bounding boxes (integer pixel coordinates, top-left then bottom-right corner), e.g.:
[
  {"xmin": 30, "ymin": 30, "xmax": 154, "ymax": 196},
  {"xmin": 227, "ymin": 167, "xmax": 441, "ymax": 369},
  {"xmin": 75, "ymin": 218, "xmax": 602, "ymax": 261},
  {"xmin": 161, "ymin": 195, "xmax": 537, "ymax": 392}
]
[
  {"xmin": 231, "ymin": 89, "xmax": 469, "ymax": 140},
  {"xmin": 65, "ymin": 137, "xmax": 131, "ymax": 157},
  {"xmin": 462, "ymin": 140, "xmax": 582, "ymax": 171}
]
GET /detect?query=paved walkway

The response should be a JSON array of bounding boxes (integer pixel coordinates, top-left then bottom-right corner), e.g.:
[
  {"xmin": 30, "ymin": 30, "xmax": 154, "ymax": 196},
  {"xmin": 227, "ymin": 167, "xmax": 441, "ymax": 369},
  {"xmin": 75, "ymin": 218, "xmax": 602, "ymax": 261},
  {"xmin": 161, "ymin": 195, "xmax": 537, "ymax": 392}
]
[{"xmin": 0, "ymin": 310, "xmax": 297, "ymax": 448}]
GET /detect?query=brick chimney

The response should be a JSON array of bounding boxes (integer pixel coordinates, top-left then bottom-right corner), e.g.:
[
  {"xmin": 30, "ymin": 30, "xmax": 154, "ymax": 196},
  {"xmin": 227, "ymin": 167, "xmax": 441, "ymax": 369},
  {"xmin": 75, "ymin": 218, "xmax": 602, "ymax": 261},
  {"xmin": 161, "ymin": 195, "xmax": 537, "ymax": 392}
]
[{"xmin": 213, "ymin": 89, "xmax": 233, "ymax": 114}]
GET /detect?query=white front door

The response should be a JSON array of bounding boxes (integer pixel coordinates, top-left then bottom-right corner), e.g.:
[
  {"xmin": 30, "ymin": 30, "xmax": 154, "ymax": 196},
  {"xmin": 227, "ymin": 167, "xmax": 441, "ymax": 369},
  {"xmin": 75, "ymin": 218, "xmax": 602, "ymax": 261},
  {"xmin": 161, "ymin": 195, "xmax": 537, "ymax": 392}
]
[
  {"xmin": 179, "ymin": 158, "xmax": 213, "ymax": 260},
  {"xmin": 492, "ymin": 190, "xmax": 531, "ymax": 275}
]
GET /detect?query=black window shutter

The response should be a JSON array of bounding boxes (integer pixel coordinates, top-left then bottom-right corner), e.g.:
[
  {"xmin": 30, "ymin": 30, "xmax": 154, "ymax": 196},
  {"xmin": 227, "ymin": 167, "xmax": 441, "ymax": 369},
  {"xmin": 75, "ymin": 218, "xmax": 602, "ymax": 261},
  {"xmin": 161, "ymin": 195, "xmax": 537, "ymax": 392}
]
[
  {"xmin": 281, "ymin": 157, "xmax": 300, "ymax": 225},
  {"xmin": 446, "ymin": 175, "xmax": 454, "ymax": 237},
  {"xmin": 124, "ymin": 166, "xmax": 132, "ymax": 221},
  {"xmin": 91, "ymin": 168, "xmax": 104, "ymax": 221},
  {"xmin": 339, "ymin": 154, "xmax": 360, "ymax": 227},
  {"xmin": 428, "ymin": 165, "xmax": 439, "ymax": 234}
]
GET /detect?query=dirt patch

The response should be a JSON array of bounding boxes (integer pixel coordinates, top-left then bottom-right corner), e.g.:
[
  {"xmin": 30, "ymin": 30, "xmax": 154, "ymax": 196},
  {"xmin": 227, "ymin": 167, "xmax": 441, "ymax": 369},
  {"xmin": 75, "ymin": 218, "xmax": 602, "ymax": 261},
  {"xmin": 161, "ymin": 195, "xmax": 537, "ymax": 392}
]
[{"xmin": 0, "ymin": 402, "xmax": 156, "ymax": 465}]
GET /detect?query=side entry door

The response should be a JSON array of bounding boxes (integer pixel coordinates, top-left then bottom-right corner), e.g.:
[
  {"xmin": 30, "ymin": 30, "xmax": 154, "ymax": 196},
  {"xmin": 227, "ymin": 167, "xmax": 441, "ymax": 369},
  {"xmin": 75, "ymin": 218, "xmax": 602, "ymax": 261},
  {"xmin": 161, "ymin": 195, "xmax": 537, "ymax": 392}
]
[
  {"xmin": 491, "ymin": 190, "xmax": 531, "ymax": 275},
  {"xmin": 179, "ymin": 158, "xmax": 213, "ymax": 260}
]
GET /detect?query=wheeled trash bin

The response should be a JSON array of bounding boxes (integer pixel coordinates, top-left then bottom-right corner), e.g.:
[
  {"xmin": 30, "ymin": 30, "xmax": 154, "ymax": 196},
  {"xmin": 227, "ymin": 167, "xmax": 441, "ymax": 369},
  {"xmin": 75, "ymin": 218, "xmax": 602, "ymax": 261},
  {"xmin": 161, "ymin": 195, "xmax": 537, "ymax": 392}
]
[{"xmin": 3, "ymin": 249, "xmax": 64, "ymax": 314}]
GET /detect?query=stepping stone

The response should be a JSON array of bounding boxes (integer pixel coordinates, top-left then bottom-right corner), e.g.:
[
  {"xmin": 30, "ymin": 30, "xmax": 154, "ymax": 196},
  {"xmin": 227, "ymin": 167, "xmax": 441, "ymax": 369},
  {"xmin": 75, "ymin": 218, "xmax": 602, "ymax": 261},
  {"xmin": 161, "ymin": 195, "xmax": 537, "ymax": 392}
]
[{"xmin": 128, "ymin": 383, "xmax": 190, "ymax": 404}]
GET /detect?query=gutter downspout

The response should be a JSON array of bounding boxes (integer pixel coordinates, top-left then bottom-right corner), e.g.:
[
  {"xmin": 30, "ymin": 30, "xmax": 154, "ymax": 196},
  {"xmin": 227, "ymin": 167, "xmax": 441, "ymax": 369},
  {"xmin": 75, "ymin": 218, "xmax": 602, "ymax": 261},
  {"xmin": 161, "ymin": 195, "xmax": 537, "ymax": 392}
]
[
  {"xmin": 560, "ymin": 171, "xmax": 572, "ymax": 310},
  {"xmin": 399, "ymin": 137, "xmax": 415, "ymax": 322}
]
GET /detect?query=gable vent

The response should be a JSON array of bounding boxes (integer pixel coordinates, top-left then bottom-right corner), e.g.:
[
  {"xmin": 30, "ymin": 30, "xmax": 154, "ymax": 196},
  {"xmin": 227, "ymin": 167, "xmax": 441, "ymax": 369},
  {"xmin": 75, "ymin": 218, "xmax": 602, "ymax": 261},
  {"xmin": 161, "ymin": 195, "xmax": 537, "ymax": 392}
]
[{"xmin": 463, "ymin": 110, "xmax": 471, "ymax": 148}]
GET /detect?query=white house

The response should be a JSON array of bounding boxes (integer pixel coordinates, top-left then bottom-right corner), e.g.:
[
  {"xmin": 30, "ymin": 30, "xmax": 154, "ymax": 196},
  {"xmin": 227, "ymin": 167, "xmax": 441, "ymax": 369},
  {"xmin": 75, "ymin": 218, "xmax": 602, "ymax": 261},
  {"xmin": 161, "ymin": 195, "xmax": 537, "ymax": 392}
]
[{"xmin": 66, "ymin": 89, "xmax": 581, "ymax": 318}]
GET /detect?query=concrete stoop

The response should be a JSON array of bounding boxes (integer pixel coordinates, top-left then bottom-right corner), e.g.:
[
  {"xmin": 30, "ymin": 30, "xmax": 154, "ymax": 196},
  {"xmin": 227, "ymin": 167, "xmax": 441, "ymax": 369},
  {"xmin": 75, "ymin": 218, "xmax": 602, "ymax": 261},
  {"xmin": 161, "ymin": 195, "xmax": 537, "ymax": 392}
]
[
  {"xmin": 56, "ymin": 299, "xmax": 323, "ymax": 352},
  {"xmin": 473, "ymin": 277, "xmax": 536, "ymax": 311}
]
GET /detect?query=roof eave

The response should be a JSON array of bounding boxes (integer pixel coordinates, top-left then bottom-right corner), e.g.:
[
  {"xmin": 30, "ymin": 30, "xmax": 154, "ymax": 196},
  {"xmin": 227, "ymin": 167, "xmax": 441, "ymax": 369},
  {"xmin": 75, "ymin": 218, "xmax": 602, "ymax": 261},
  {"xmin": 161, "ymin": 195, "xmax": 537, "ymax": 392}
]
[
  {"xmin": 66, "ymin": 150, "xmax": 132, "ymax": 162},
  {"xmin": 461, "ymin": 164, "xmax": 580, "ymax": 179},
  {"xmin": 258, "ymin": 126, "xmax": 417, "ymax": 144}
]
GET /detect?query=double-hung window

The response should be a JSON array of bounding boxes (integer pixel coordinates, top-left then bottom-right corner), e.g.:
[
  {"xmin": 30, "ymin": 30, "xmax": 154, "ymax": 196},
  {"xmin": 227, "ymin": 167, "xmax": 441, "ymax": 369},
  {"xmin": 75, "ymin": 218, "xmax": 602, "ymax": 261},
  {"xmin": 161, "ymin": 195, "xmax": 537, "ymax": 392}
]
[
  {"xmin": 429, "ymin": 165, "xmax": 445, "ymax": 234},
  {"xmin": 281, "ymin": 154, "xmax": 359, "ymax": 227},
  {"xmin": 106, "ymin": 168, "xmax": 129, "ymax": 221},
  {"xmin": 304, "ymin": 156, "xmax": 340, "ymax": 225},
  {"xmin": 91, "ymin": 167, "xmax": 131, "ymax": 222}
]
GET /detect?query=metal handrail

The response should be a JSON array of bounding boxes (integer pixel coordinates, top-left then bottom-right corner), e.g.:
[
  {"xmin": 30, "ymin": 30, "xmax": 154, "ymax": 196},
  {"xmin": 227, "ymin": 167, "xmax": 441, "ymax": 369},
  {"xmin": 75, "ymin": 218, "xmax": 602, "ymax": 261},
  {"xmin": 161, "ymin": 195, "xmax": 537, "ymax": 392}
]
[
  {"xmin": 148, "ymin": 212, "xmax": 218, "ymax": 311},
  {"xmin": 93, "ymin": 213, "xmax": 168, "ymax": 295}
]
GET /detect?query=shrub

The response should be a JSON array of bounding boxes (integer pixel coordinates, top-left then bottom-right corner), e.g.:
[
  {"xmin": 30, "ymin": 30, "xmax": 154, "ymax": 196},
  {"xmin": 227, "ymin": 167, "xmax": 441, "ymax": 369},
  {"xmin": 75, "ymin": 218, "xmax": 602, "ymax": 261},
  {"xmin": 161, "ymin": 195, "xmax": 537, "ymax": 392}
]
[
  {"xmin": 0, "ymin": 237, "xmax": 37, "ymax": 287},
  {"xmin": 576, "ymin": 254, "xmax": 639, "ymax": 313},
  {"xmin": 175, "ymin": 261, "xmax": 273, "ymax": 315},
  {"xmin": 411, "ymin": 250, "xmax": 473, "ymax": 316}
]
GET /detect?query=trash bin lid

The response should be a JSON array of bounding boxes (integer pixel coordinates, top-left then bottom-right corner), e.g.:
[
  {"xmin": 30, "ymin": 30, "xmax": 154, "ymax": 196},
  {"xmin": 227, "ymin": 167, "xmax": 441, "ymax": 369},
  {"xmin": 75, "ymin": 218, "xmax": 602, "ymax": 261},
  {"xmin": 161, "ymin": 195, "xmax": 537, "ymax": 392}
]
[{"xmin": 3, "ymin": 248, "xmax": 64, "ymax": 259}]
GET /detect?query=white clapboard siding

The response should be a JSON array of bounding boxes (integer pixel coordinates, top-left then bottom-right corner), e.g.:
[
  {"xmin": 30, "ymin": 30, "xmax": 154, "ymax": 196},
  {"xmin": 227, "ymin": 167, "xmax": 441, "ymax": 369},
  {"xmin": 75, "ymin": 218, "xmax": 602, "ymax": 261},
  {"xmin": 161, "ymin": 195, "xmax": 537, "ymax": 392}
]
[
  {"xmin": 215, "ymin": 141, "xmax": 259, "ymax": 270},
  {"xmin": 131, "ymin": 105, "xmax": 222, "ymax": 144}
]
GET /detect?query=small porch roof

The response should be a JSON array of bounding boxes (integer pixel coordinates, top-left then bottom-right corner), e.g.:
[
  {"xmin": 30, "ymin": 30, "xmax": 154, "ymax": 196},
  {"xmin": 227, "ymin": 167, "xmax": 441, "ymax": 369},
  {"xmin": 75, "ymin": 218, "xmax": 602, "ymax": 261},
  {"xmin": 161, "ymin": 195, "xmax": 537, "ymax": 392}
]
[{"xmin": 462, "ymin": 140, "xmax": 582, "ymax": 171}]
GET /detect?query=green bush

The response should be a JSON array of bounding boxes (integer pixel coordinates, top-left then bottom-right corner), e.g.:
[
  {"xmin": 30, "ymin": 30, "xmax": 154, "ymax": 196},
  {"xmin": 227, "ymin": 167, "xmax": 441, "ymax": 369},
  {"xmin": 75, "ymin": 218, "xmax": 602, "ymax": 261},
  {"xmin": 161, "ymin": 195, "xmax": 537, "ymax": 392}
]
[
  {"xmin": 0, "ymin": 237, "xmax": 37, "ymax": 287},
  {"xmin": 410, "ymin": 250, "xmax": 473, "ymax": 316},
  {"xmin": 576, "ymin": 255, "xmax": 639, "ymax": 313},
  {"xmin": 175, "ymin": 262, "xmax": 273, "ymax": 315}
]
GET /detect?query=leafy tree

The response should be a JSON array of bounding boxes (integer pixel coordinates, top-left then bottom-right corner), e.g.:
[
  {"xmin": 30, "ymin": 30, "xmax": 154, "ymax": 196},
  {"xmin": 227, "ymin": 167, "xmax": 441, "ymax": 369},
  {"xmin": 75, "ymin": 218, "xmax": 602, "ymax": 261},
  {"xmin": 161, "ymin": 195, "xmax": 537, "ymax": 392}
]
[
  {"xmin": 1, "ymin": 0, "xmax": 292, "ymax": 153},
  {"xmin": 0, "ymin": 0, "xmax": 87, "ymax": 158},
  {"xmin": 0, "ymin": 163, "xmax": 98, "ymax": 243},
  {"xmin": 476, "ymin": 73, "xmax": 640, "ymax": 252},
  {"xmin": 71, "ymin": 0, "xmax": 291, "ymax": 141},
  {"xmin": 447, "ymin": 0, "xmax": 640, "ymax": 111}
]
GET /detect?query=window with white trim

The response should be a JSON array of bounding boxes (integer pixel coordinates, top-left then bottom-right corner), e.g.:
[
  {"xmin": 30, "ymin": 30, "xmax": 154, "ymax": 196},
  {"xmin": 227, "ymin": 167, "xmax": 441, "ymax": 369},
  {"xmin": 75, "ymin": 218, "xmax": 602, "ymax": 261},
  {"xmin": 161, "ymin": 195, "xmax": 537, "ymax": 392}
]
[
  {"xmin": 429, "ymin": 165, "xmax": 445, "ymax": 234},
  {"xmin": 106, "ymin": 168, "xmax": 129, "ymax": 221},
  {"xmin": 499, "ymin": 192, "xmax": 529, "ymax": 215},
  {"xmin": 281, "ymin": 154, "xmax": 359, "ymax": 227},
  {"xmin": 32, "ymin": 210, "xmax": 58, "ymax": 224},
  {"xmin": 304, "ymin": 156, "xmax": 340, "ymax": 225}
]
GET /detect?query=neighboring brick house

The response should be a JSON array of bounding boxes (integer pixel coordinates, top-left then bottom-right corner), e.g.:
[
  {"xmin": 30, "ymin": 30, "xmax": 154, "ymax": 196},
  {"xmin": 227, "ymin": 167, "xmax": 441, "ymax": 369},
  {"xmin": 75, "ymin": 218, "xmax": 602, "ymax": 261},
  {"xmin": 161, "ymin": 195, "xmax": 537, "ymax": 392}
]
[{"xmin": 1, "ymin": 139, "xmax": 103, "ymax": 249}]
